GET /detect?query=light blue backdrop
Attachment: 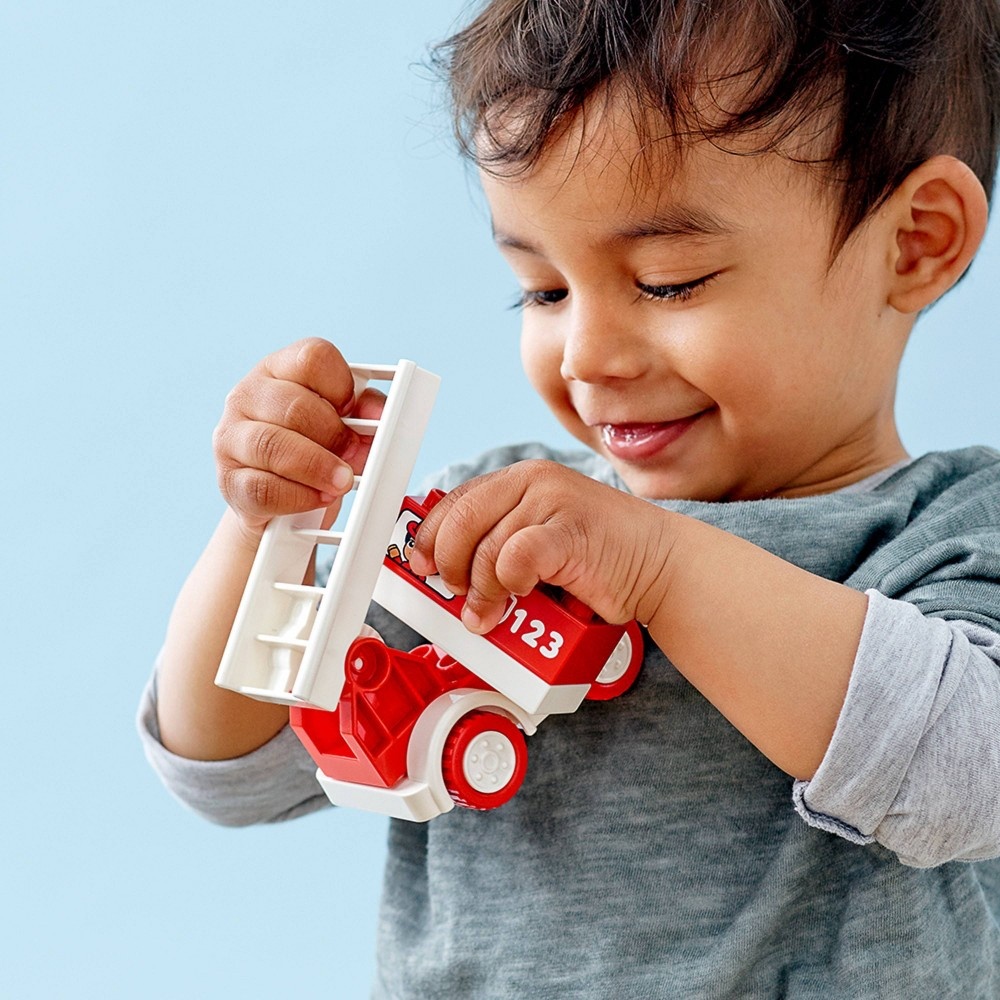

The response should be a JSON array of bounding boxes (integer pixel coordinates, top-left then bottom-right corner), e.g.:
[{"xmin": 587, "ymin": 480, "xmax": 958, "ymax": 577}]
[{"xmin": 3, "ymin": 3, "xmax": 997, "ymax": 997}]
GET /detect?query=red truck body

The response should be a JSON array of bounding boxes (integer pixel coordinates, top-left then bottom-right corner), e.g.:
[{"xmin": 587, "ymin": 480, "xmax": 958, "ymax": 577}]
[{"xmin": 289, "ymin": 490, "xmax": 643, "ymax": 816}]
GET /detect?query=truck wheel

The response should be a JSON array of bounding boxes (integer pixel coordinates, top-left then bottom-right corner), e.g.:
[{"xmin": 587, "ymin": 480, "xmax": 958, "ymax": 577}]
[
  {"xmin": 586, "ymin": 621, "xmax": 644, "ymax": 701},
  {"xmin": 442, "ymin": 711, "xmax": 528, "ymax": 811}
]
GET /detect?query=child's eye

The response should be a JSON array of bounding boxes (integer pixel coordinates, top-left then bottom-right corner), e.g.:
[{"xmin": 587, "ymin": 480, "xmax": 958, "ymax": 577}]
[
  {"xmin": 636, "ymin": 271, "xmax": 720, "ymax": 303},
  {"xmin": 511, "ymin": 288, "xmax": 568, "ymax": 310}
]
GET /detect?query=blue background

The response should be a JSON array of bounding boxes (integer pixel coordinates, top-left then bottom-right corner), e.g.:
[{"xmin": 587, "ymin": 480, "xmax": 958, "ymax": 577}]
[{"xmin": 2, "ymin": 3, "xmax": 997, "ymax": 997}]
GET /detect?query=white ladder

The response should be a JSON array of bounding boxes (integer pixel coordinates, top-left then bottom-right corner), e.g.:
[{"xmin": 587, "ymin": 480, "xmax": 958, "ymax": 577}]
[{"xmin": 215, "ymin": 360, "xmax": 440, "ymax": 710}]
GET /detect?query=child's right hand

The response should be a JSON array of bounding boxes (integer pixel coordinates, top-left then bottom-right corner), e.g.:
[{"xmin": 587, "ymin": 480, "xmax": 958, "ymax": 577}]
[{"xmin": 213, "ymin": 338, "xmax": 382, "ymax": 537}]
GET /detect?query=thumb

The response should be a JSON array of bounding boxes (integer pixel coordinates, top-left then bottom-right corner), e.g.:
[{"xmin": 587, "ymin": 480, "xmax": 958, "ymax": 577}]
[
  {"xmin": 352, "ymin": 386, "xmax": 387, "ymax": 421},
  {"xmin": 341, "ymin": 387, "xmax": 388, "ymax": 474}
]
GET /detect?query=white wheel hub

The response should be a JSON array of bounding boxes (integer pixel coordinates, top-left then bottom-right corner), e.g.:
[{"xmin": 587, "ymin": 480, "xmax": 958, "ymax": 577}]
[
  {"xmin": 463, "ymin": 731, "xmax": 517, "ymax": 793},
  {"xmin": 595, "ymin": 632, "xmax": 632, "ymax": 685}
]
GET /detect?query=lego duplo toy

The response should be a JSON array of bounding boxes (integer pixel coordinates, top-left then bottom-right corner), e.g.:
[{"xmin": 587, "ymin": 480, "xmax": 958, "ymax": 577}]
[{"xmin": 216, "ymin": 361, "xmax": 643, "ymax": 821}]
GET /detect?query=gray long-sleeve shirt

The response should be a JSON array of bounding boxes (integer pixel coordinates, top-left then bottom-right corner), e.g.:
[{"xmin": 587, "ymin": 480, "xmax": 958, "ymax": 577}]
[{"xmin": 138, "ymin": 444, "xmax": 1000, "ymax": 998}]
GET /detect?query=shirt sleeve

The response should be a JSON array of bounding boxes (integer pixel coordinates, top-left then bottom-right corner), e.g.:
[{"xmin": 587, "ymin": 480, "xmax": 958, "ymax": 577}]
[
  {"xmin": 792, "ymin": 589, "xmax": 1000, "ymax": 867},
  {"xmin": 136, "ymin": 656, "xmax": 330, "ymax": 827}
]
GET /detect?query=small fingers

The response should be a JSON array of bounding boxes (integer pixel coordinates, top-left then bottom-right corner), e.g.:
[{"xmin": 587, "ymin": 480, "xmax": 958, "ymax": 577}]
[
  {"xmin": 409, "ymin": 483, "xmax": 472, "ymax": 579},
  {"xmin": 337, "ymin": 386, "xmax": 388, "ymax": 474},
  {"xmin": 217, "ymin": 419, "xmax": 355, "ymax": 512},
  {"xmin": 406, "ymin": 470, "xmax": 544, "ymax": 635},
  {"xmin": 214, "ymin": 338, "xmax": 382, "ymax": 526},
  {"xmin": 225, "ymin": 341, "xmax": 365, "ymax": 461},
  {"xmin": 494, "ymin": 523, "xmax": 570, "ymax": 596},
  {"xmin": 245, "ymin": 377, "xmax": 352, "ymax": 450},
  {"xmin": 415, "ymin": 491, "xmax": 492, "ymax": 595},
  {"xmin": 410, "ymin": 469, "xmax": 526, "ymax": 587},
  {"xmin": 407, "ymin": 462, "xmax": 602, "ymax": 636},
  {"xmin": 219, "ymin": 466, "xmax": 343, "ymax": 524},
  {"xmin": 463, "ymin": 522, "xmax": 576, "ymax": 634},
  {"xmin": 457, "ymin": 513, "xmax": 530, "ymax": 633},
  {"xmin": 352, "ymin": 386, "xmax": 388, "ymax": 421},
  {"xmin": 259, "ymin": 338, "xmax": 358, "ymax": 415}
]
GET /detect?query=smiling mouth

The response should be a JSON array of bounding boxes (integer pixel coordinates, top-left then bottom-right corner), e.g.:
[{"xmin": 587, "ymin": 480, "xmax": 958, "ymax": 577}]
[{"xmin": 599, "ymin": 412, "xmax": 709, "ymax": 461}]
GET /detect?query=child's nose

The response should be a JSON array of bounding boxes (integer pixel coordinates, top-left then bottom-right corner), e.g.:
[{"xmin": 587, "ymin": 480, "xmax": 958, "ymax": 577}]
[{"xmin": 559, "ymin": 301, "xmax": 648, "ymax": 384}]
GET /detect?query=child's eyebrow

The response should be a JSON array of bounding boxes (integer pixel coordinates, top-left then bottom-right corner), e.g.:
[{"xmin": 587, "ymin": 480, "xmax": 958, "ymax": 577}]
[
  {"xmin": 608, "ymin": 205, "xmax": 733, "ymax": 245},
  {"xmin": 491, "ymin": 226, "xmax": 545, "ymax": 254},
  {"xmin": 491, "ymin": 204, "xmax": 732, "ymax": 255}
]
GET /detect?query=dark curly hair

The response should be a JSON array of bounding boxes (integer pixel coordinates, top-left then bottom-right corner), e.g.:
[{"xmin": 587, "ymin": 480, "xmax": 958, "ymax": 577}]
[{"xmin": 433, "ymin": 0, "xmax": 1000, "ymax": 248}]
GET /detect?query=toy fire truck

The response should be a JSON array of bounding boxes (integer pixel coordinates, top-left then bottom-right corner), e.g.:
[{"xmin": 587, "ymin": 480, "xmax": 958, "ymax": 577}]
[{"xmin": 215, "ymin": 361, "xmax": 643, "ymax": 822}]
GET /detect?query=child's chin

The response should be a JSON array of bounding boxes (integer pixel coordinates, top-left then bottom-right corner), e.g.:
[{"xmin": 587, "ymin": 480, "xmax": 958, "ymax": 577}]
[{"xmin": 611, "ymin": 464, "xmax": 693, "ymax": 502}]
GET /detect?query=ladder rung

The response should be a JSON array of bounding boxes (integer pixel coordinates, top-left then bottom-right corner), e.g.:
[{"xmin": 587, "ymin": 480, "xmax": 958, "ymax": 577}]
[
  {"xmin": 273, "ymin": 582, "xmax": 323, "ymax": 597},
  {"xmin": 293, "ymin": 528, "xmax": 346, "ymax": 544},
  {"xmin": 349, "ymin": 364, "xmax": 399, "ymax": 381},
  {"xmin": 342, "ymin": 417, "xmax": 379, "ymax": 436},
  {"xmin": 255, "ymin": 634, "xmax": 308, "ymax": 650}
]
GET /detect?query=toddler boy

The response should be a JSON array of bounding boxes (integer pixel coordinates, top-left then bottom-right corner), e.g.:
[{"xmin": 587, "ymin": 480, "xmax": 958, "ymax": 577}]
[{"xmin": 141, "ymin": 1, "xmax": 1000, "ymax": 995}]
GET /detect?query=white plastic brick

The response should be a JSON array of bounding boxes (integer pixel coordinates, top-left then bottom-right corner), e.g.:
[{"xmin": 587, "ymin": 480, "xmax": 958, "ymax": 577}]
[
  {"xmin": 372, "ymin": 567, "xmax": 592, "ymax": 716},
  {"xmin": 313, "ymin": 771, "xmax": 446, "ymax": 823}
]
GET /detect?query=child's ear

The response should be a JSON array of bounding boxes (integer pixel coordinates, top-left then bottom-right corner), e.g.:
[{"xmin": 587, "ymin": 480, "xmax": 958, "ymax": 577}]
[{"xmin": 886, "ymin": 155, "xmax": 989, "ymax": 314}]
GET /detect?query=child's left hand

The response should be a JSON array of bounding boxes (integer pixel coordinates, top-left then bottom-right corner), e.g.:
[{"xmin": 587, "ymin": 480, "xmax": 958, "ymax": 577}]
[
  {"xmin": 410, "ymin": 458, "xmax": 869, "ymax": 780},
  {"xmin": 408, "ymin": 460, "xmax": 671, "ymax": 634}
]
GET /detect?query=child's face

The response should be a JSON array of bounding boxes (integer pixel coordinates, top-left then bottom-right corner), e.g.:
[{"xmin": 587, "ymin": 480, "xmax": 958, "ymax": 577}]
[{"xmin": 481, "ymin": 102, "xmax": 911, "ymax": 501}]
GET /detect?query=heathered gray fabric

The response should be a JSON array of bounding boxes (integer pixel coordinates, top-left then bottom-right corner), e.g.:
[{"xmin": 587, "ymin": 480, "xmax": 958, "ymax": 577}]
[
  {"xmin": 794, "ymin": 592, "xmax": 1000, "ymax": 867},
  {"xmin": 138, "ymin": 442, "xmax": 1000, "ymax": 998}
]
